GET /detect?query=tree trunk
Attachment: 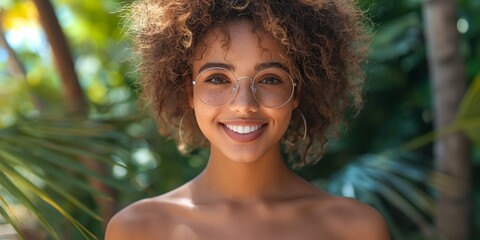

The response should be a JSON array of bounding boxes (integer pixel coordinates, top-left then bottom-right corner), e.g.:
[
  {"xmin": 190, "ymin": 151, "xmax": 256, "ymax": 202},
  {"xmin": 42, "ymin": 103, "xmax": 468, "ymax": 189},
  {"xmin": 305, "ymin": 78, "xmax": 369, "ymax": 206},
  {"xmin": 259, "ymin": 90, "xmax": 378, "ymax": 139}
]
[
  {"xmin": 32, "ymin": 0, "xmax": 115, "ymax": 226},
  {"xmin": 32, "ymin": 0, "xmax": 87, "ymax": 116},
  {"xmin": 422, "ymin": 1, "xmax": 471, "ymax": 239}
]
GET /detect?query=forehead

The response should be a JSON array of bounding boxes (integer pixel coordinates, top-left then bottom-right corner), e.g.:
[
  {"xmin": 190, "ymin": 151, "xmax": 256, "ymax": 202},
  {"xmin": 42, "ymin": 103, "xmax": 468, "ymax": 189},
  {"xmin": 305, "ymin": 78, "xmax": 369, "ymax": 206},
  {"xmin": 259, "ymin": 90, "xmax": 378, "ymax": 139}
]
[{"xmin": 191, "ymin": 21, "xmax": 285, "ymax": 72}]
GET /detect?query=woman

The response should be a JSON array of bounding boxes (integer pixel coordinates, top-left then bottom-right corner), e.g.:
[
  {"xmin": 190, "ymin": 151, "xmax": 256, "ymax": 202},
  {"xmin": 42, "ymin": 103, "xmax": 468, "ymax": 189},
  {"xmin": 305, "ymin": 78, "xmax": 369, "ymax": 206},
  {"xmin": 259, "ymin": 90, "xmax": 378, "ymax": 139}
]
[{"xmin": 106, "ymin": 0, "xmax": 390, "ymax": 239}]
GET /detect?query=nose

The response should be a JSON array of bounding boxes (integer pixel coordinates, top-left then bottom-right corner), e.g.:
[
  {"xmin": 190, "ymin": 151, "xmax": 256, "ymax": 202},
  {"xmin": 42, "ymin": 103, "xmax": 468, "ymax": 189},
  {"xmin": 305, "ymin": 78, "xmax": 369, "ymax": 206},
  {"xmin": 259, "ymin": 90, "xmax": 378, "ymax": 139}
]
[{"xmin": 229, "ymin": 77, "xmax": 259, "ymax": 113}]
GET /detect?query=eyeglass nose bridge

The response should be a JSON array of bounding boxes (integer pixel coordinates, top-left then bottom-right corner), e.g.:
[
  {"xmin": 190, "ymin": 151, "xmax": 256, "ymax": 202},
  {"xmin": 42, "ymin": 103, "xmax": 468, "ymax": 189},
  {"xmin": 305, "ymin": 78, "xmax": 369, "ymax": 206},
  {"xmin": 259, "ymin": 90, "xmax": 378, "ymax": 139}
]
[{"xmin": 231, "ymin": 76, "xmax": 256, "ymax": 96}]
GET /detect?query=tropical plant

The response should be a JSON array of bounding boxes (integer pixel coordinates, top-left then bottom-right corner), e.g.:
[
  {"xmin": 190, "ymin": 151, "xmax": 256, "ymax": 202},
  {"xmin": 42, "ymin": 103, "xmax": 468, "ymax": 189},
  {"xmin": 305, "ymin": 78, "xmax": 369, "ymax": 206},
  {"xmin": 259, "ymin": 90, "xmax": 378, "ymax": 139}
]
[
  {"xmin": 0, "ymin": 116, "xmax": 130, "ymax": 239},
  {"xmin": 0, "ymin": 0, "xmax": 479, "ymax": 239},
  {"xmin": 317, "ymin": 73, "xmax": 480, "ymax": 240}
]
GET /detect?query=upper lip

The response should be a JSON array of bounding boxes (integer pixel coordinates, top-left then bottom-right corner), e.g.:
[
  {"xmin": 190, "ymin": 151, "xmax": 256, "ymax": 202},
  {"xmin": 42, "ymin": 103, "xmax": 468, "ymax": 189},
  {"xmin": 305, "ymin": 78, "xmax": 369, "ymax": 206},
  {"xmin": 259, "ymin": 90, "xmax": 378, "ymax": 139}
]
[{"xmin": 220, "ymin": 119, "xmax": 268, "ymax": 126}]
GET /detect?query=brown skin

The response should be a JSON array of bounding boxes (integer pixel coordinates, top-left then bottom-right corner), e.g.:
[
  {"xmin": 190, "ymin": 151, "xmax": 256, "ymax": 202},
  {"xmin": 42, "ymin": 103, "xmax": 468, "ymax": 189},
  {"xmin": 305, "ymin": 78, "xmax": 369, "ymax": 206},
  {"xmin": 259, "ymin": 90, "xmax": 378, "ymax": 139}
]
[
  {"xmin": 106, "ymin": 21, "xmax": 389, "ymax": 240},
  {"xmin": 106, "ymin": 181, "xmax": 389, "ymax": 240}
]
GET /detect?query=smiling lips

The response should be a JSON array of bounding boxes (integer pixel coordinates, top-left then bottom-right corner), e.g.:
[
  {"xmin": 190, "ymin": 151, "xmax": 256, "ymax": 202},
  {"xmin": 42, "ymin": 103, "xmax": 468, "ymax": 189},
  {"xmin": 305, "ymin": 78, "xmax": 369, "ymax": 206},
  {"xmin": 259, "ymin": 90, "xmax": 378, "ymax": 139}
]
[
  {"xmin": 221, "ymin": 122, "xmax": 267, "ymax": 142},
  {"xmin": 225, "ymin": 124, "xmax": 263, "ymax": 134}
]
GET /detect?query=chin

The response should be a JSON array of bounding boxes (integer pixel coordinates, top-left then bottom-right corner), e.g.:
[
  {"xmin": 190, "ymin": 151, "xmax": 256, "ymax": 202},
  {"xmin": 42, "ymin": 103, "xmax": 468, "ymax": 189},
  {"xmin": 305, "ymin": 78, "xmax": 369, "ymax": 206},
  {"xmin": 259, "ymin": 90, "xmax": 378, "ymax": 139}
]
[{"xmin": 217, "ymin": 144, "xmax": 277, "ymax": 164}]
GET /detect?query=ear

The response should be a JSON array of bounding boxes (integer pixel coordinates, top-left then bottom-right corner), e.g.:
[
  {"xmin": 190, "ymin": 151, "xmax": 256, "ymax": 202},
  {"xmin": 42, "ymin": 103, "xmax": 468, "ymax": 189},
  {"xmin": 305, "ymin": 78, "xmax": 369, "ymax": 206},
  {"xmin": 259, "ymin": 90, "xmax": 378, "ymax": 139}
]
[
  {"xmin": 293, "ymin": 82, "xmax": 301, "ymax": 109},
  {"xmin": 185, "ymin": 76, "xmax": 194, "ymax": 109},
  {"xmin": 293, "ymin": 98, "xmax": 300, "ymax": 109}
]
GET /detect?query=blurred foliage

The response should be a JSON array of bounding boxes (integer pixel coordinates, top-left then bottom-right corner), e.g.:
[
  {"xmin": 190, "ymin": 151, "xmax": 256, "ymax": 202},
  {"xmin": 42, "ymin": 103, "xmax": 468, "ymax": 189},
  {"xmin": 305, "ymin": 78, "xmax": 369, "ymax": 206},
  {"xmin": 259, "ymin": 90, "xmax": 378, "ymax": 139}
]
[
  {"xmin": 0, "ymin": 117, "xmax": 126, "ymax": 239},
  {"xmin": 322, "ymin": 152, "xmax": 441, "ymax": 239},
  {"xmin": 0, "ymin": 0, "xmax": 479, "ymax": 239}
]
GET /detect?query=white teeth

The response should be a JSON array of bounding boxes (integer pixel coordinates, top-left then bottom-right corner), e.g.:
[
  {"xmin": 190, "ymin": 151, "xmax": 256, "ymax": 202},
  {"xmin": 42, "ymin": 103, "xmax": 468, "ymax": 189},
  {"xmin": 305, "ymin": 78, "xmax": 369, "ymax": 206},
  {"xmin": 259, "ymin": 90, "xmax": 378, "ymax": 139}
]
[{"xmin": 226, "ymin": 124, "xmax": 263, "ymax": 134}]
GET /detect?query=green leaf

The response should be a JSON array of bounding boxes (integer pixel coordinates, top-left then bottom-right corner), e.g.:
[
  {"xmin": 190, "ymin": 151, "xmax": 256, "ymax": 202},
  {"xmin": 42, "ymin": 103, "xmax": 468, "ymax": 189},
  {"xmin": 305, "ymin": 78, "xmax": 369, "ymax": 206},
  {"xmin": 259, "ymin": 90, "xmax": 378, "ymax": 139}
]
[
  {"xmin": 0, "ymin": 161, "xmax": 97, "ymax": 240},
  {"xmin": 1, "ymin": 137, "xmax": 123, "ymax": 189},
  {"xmin": 0, "ymin": 146, "xmax": 104, "ymax": 225},
  {"xmin": 0, "ymin": 204, "xmax": 24, "ymax": 240},
  {"xmin": 401, "ymin": 73, "xmax": 480, "ymax": 151},
  {"xmin": 401, "ymin": 123, "xmax": 460, "ymax": 151},
  {"xmin": 0, "ymin": 194, "xmax": 21, "ymax": 224},
  {"xmin": 457, "ymin": 73, "xmax": 480, "ymax": 147},
  {"xmin": 325, "ymin": 152, "xmax": 437, "ymax": 239},
  {"xmin": 0, "ymin": 169, "xmax": 59, "ymax": 240},
  {"xmin": 5, "ymin": 147, "xmax": 109, "ymax": 197},
  {"xmin": 370, "ymin": 169, "xmax": 435, "ymax": 215},
  {"xmin": 0, "ymin": 115, "xmax": 133, "ymax": 239},
  {"xmin": 364, "ymin": 173, "xmax": 434, "ymax": 237},
  {"xmin": 41, "ymin": 177, "xmax": 104, "ymax": 221},
  {"xmin": 370, "ymin": 12, "xmax": 421, "ymax": 61},
  {"xmin": 0, "ymin": 193, "xmax": 24, "ymax": 239}
]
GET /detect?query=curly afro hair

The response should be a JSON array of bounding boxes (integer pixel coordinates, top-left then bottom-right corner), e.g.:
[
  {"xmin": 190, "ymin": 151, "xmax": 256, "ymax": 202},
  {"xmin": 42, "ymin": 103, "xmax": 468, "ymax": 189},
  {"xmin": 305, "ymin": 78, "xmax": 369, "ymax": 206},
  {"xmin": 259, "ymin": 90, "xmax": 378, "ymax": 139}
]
[{"xmin": 128, "ymin": 0, "xmax": 370, "ymax": 167}]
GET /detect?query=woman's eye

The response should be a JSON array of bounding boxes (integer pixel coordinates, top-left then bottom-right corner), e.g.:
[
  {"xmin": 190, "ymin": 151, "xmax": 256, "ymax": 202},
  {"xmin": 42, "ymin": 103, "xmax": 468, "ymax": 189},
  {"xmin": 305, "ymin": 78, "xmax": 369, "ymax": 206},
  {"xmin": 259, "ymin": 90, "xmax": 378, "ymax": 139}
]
[
  {"xmin": 259, "ymin": 76, "xmax": 281, "ymax": 84},
  {"xmin": 205, "ymin": 75, "xmax": 230, "ymax": 84}
]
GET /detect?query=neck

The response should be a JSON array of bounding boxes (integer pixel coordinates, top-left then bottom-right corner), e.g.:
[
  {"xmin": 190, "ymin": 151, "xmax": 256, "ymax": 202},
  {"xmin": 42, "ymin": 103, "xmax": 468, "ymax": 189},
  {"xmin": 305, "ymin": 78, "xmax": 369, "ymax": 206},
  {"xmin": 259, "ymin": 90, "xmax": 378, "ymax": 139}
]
[{"xmin": 194, "ymin": 145, "xmax": 295, "ymax": 203}]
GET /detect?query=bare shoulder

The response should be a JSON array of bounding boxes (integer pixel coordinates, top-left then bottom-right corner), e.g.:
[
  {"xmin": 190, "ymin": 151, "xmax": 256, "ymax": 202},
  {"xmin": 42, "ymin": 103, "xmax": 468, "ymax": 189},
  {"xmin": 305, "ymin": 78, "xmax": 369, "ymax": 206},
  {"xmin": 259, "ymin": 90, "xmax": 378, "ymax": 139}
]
[
  {"xmin": 105, "ymin": 198, "xmax": 171, "ymax": 240},
  {"xmin": 105, "ymin": 187, "xmax": 191, "ymax": 240},
  {"xmin": 309, "ymin": 194, "xmax": 390, "ymax": 240}
]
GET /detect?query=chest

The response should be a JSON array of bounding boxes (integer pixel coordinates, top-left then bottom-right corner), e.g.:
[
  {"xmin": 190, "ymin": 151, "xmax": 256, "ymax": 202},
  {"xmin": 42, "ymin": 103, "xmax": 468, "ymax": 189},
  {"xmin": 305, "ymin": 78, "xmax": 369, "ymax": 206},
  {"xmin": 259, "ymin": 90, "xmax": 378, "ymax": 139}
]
[{"xmin": 166, "ymin": 211, "xmax": 342, "ymax": 240}]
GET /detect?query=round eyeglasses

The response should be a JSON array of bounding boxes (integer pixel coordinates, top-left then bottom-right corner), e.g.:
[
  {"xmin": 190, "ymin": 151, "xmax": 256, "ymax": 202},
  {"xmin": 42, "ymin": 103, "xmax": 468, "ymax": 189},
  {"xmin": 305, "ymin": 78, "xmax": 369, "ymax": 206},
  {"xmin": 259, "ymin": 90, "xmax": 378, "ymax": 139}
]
[{"xmin": 192, "ymin": 67, "xmax": 297, "ymax": 108}]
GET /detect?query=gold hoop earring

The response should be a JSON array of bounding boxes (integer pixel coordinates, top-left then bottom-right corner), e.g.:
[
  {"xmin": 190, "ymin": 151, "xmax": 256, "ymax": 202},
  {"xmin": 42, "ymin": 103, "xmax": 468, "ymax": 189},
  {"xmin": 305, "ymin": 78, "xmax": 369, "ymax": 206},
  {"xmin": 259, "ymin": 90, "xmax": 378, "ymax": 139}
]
[
  {"xmin": 297, "ymin": 109, "xmax": 307, "ymax": 141},
  {"xmin": 178, "ymin": 110, "xmax": 190, "ymax": 145},
  {"xmin": 285, "ymin": 109, "xmax": 307, "ymax": 146}
]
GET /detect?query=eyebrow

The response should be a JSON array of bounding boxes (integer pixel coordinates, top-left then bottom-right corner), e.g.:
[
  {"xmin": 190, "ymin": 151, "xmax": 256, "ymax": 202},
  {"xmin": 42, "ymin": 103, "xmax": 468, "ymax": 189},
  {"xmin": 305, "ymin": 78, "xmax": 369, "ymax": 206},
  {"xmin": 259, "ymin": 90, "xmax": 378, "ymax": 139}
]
[
  {"xmin": 198, "ymin": 62, "xmax": 233, "ymax": 73},
  {"xmin": 197, "ymin": 61, "xmax": 289, "ymax": 74},
  {"xmin": 255, "ymin": 62, "xmax": 289, "ymax": 72}
]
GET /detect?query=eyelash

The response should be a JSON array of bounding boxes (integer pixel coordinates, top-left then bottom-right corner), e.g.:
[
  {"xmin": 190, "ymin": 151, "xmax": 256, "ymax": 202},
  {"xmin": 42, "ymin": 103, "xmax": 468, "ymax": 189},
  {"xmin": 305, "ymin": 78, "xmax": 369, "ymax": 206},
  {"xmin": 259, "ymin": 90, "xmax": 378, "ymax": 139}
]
[
  {"xmin": 205, "ymin": 74, "xmax": 231, "ymax": 84},
  {"xmin": 258, "ymin": 76, "xmax": 282, "ymax": 84}
]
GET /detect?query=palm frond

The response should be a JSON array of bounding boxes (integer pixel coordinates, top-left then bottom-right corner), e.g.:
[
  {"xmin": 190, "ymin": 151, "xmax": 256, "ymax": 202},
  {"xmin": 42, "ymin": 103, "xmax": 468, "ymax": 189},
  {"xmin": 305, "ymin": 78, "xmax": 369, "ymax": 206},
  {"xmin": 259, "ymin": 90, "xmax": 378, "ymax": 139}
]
[
  {"xmin": 458, "ymin": 73, "xmax": 480, "ymax": 147},
  {"xmin": 0, "ymin": 116, "xmax": 130, "ymax": 239},
  {"xmin": 402, "ymin": 75, "xmax": 480, "ymax": 151},
  {"xmin": 0, "ymin": 203, "xmax": 24, "ymax": 240},
  {"xmin": 324, "ymin": 152, "xmax": 438, "ymax": 240},
  {"xmin": 0, "ymin": 169, "xmax": 59, "ymax": 240}
]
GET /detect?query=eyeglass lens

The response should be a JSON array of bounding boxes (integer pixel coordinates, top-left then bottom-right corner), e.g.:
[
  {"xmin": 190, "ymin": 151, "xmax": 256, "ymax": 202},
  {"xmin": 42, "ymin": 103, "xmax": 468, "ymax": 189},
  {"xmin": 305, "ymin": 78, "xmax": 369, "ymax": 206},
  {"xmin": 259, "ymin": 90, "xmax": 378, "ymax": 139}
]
[{"xmin": 193, "ymin": 67, "xmax": 295, "ymax": 108}]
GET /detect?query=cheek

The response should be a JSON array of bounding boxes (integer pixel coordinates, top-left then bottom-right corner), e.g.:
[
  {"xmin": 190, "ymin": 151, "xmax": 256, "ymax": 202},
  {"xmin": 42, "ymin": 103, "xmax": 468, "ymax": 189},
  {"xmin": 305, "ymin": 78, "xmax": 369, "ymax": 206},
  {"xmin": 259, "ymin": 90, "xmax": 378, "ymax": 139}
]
[
  {"xmin": 192, "ymin": 101, "xmax": 217, "ymax": 135},
  {"xmin": 270, "ymin": 109, "xmax": 294, "ymax": 133},
  {"xmin": 279, "ymin": 103, "xmax": 297, "ymax": 133},
  {"xmin": 280, "ymin": 112, "xmax": 293, "ymax": 130}
]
